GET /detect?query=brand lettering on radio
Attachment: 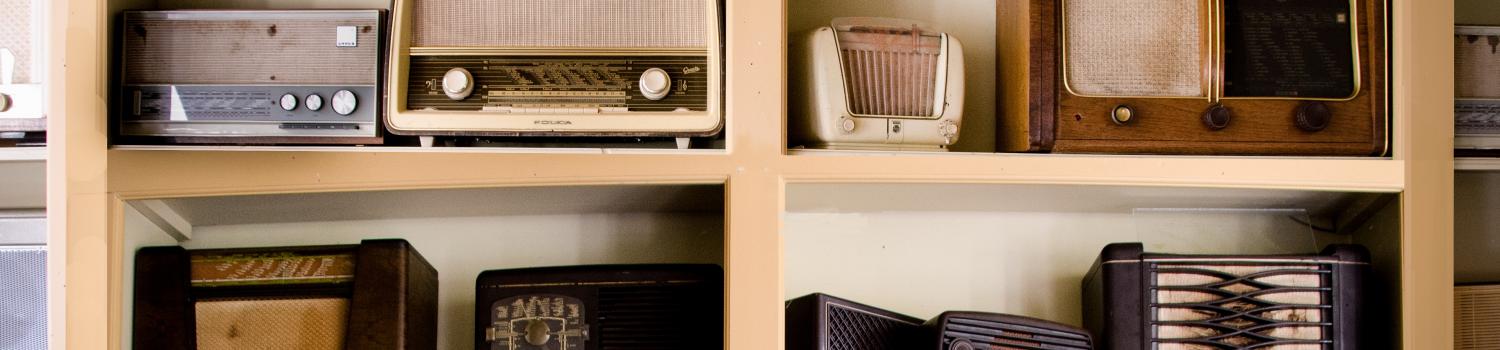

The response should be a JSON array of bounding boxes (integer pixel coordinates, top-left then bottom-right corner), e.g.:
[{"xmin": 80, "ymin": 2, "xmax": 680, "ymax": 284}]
[{"xmin": 534, "ymin": 120, "xmax": 573, "ymax": 125}]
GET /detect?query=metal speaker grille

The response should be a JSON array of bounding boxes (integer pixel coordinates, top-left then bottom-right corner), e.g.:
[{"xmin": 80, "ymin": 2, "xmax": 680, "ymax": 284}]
[
  {"xmin": 596, "ymin": 283, "xmax": 720, "ymax": 349},
  {"xmin": 940, "ymin": 317, "xmax": 1092, "ymax": 350},
  {"xmin": 1065, "ymin": 0, "xmax": 1203, "ymax": 97},
  {"xmin": 412, "ymin": 0, "xmax": 708, "ymax": 48},
  {"xmin": 194, "ymin": 298, "xmax": 349, "ymax": 350},
  {"xmin": 826, "ymin": 303, "xmax": 914, "ymax": 350},
  {"xmin": 0, "ymin": 0, "xmax": 35, "ymax": 83},
  {"xmin": 1456, "ymin": 31, "xmax": 1500, "ymax": 99},
  {"xmin": 1151, "ymin": 263, "xmax": 1333, "ymax": 350},
  {"xmin": 835, "ymin": 29, "xmax": 943, "ymax": 118},
  {"xmin": 1457, "ymin": 284, "xmax": 1500, "ymax": 350},
  {"xmin": 122, "ymin": 11, "xmax": 380, "ymax": 85},
  {"xmin": 0, "ymin": 247, "xmax": 46, "ymax": 350}
]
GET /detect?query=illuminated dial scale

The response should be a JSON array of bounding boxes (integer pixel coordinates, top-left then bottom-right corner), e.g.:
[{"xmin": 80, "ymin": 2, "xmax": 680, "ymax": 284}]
[
  {"xmin": 407, "ymin": 56, "xmax": 710, "ymax": 113},
  {"xmin": 487, "ymin": 295, "xmax": 589, "ymax": 350}
]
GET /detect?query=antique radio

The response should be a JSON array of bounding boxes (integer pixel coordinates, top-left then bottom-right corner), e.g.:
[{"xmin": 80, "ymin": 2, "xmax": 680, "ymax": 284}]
[
  {"xmin": 790, "ymin": 17, "xmax": 966, "ymax": 151},
  {"xmin": 1456, "ymin": 26, "xmax": 1500, "ymax": 150},
  {"xmin": 1457, "ymin": 284, "xmax": 1500, "ymax": 349},
  {"xmin": 133, "ymin": 239, "xmax": 438, "ymax": 350},
  {"xmin": 1083, "ymin": 242, "xmax": 1367, "ymax": 350},
  {"xmin": 0, "ymin": 212, "xmax": 46, "ymax": 350},
  {"xmin": 117, "ymin": 10, "xmax": 384, "ymax": 145},
  {"xmin": 387, "ymin": 0, "xmax": 724, "ymax": 145},
  {"xmin": 917, "ymin": 311, "xmax": 1093, "ymax": 350},
  {"xmin": 785, "ymin": 293, "xmax": 923, "ymax": 350},
  {"xmin": 998, "ymin": 0, "xmax": 1388, "ymax": 155},
  {"xmin": 475, "ymin": 264, "xmax": 722, "ymax": 350},
  {"xmin": 0, "ymin": 0, "xmax": 47, "ymax": 145}
]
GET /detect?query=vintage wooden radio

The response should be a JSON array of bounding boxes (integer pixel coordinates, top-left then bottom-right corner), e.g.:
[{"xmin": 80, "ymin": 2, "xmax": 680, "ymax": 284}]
[
  {"xmin": 132, "ymin": 239, "xmax": 438, "ymax": 350},
  {"xmin": 997, "ymin": 0, "xmax": 1388, "ymax": 155},
  {"xmin": 1456, "ymin": 26, "xmax": 1500, "ymax": 151},
  {"xmin": 1084, "ymin": 242, "xmax": 1368, "ymax": 350},
  {"xmin": 475, "ymin": 264, "xmax": 722, "ymax": 350},
  {"xmin": 0, "ymin": 0, "xmax": 47, "ymax": 145}
]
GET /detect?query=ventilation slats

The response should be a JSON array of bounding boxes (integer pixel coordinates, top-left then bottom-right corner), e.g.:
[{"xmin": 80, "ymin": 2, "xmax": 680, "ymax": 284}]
[
  {"xmin": 835, "ymin": 29, "xmax": 942, "ymax": 118},
  {"xmin": 1458, "ymin": 284, "xmax": 1500, "ymax": 350},
  {"xmin": 1152, "ymin": 263, "xmax": 1334, "ymax": 350},
  {"xmin": 940, "ymin": 317, "xmax": 1092, "ymax": 350}
]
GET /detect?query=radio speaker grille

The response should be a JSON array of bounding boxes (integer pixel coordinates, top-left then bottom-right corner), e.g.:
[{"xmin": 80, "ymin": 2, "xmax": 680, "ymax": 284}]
[
  {"xmin": 1152, "ymin": 263, "xmax": 1331, "ymax": 350},
  {"xmin": 939, "ymin": 316, "xmax": 1092, "ymax": 350},
  {"xmin": 1456, "ymin": 31, "xmax": 1500, "ymax": 99},
  {"xmin": 835, "ymin": 30, "xmax": 942, "ymax": 117},
  {"xmin": 122, "ymin": 11, "xmax": 380, "ymax": 85},
  {"xmin": 1457, "ymin": 284, "xmax": 1500, "ymax": 350},
  {"xmin": 0, "ymin": 0, "xmax": 34, "ymax": 84},
  {"xmin": 597, "ymin": 283, "xmax": 720, "ymax": 350},
  {"xmin": 412, "ymin": 0, "xmax": 708, "ymax": 48},
  {"xmin": 1065, "ymin": 0, "xmax": 1203, "ymax": 97},
  {"xmin": 0, "ymin": 247, "xmax": 46, "ymax": 350},
  {"xmin": 826, "ymin": 303, "xmax": 912, "ymax": 350},
  {"xmin": 194, "ymin": 298, "xmax": 349, "ymax": 350}
]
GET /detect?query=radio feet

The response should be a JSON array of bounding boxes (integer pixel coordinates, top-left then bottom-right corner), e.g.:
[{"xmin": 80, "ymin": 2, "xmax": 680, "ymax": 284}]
[
  {"xmin": 675, "ymin": 137, "xmax": 690, "ymax": 149},
  {"xmin": 419, "ymin": 136, "xmax": 435, "ymax": 148}
]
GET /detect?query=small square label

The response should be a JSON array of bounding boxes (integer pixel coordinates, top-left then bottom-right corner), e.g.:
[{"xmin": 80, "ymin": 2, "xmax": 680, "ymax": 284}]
[{"xmin": 336, "ymin": 26, "xmax": 357, "ymax": 47}]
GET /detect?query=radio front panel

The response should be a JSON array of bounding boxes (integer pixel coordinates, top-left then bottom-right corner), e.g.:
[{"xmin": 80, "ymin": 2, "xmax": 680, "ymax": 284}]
[
  {"xmin": 0, "ymin": 0, "xmax": 47, "ymax": 135},
  {"xmin": 1456, "ymin": 26, "xmax": 1500, "ymax": 150},
  {"xmin": 116, "ymin": 10, "xmax": 384, "ymax": 144},
  {"xmin": 405, "ymin": 56, "xmax": 711, "ymax": 113},
  {"xmin": 388, "ymin": 0, "xmax": 724, "ymax": 138}
]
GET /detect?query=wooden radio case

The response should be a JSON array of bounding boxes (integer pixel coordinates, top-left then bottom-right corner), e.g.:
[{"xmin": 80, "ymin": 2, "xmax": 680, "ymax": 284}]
[
  {"xmin": 132, "ymin": 239, "xmax": 438, "ymax": 350},
  {"xmin": 997, "ymin": 0, "xmax": 1388, "ymax": 155}
]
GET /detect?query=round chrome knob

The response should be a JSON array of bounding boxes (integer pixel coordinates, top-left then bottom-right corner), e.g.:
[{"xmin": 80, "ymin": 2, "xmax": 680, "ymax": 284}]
[
  {"xmin": 838, "ymin": 116, "xmax": 856, "ymax": 134},
  {"xmin": 0, "ymin": 93, "xmax": 10, "ymax": 112},
  {"xmin": 443, "ymin": 68, "xmax": 474, "ymax": 100},
  {"xmin": 331, "ymin": 90, "xmax": 358, "ymax": 116},
  {"xmin": 639, "ymin": 68, "xmax": 672, "ymax": 101},
  {"xmin": 279, "ymin": 93, "xmax": 297, "ymax": 111},
  {"xmin": 305, "ymin": 93, "xmax": 324, "ymax": 111}
]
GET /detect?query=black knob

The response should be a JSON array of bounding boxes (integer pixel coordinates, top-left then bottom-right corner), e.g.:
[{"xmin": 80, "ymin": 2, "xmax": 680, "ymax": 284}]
[
  {"xmin": 1202, "ymin": 104, "xmax": 1231, "ymax": 131},
  {"xmin": 1295, "ymin": 102, "xmax": 1332, "ymax": 132}
]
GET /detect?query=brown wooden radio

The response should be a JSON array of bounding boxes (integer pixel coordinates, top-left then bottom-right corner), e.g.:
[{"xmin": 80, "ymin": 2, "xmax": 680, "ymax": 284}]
[{"xmin": 997, "ymin": 0, "xmax": 1388, "ymax": 155}]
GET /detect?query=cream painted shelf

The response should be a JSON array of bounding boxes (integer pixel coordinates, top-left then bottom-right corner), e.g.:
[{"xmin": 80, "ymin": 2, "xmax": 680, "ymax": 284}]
[{"xmin": 0, "ymin": 148, "xmax": 46, "ymax": 210}]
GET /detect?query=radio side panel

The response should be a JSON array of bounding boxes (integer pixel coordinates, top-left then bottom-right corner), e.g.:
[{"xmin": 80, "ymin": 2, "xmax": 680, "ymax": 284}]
[{"xmin": 997, "ymin": 0, "xmax": 1057, "ymax": 152}]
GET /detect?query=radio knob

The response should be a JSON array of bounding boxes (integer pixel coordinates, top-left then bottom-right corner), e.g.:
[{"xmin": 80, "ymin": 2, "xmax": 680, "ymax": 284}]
[
  {"xmin": 279, "ymin": 93, "xmax": 297, "ymax": 111},
  {"xmin": 639, "ymin": 68, "xmax": 671, "ymax": 101},
  {"xmin": 949, "ymin": 339, "xmax": 975, "ymax": 350},
  {"xmin": 1295, "ymin": 102, "xmax": 1332, "ymax": 132},
  {"xmin": 443, "ymin": 68, "xmax": 474, "ymax": 100},
  {"xmin": 1202, "ymin": 104, "xmax": 1231, "ymax": 131},
  {"xmin": 332, "ymin": 90, "xmax": 358, "ymax": 116},
  {"xmin": 1110, "ymin": 105, "xmax": 1135, "ymax": 125},
  {"xmin": 0, "ymin": 93, "xmax": 10, "ymax": 112},
  {"xmin": 305, "ymin": 94, "xmax": 324, "ymax": 111}
]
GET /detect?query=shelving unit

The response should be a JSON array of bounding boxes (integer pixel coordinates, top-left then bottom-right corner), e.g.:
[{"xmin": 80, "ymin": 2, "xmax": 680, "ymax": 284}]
[{"xmin": 44, "ymin": 0, "xmax": 1454, "ymax": 350}]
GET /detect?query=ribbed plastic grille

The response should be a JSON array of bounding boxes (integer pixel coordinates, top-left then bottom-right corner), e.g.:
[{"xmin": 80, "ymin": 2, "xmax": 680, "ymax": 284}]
[
  {"xmin": 0, "ymin": 247, "xmax": 46, "ymax": 350},
  {"xmin": 835, "ymin": 29, "xmax": 942, "ymax": 118},
  {"xmin": 597, "ymin": 284, "xmax": 718, "ymax": 349},
  {"xmin": 1151, "ymin": 263, "xmax": 1333, "ymax": 350},
  {"xmin": 826, "ymin": 303, "xmax": 916, "ymax": 350},
  {"xmin": 1457, "ymin": 284, "xmax": 1500, "ymax": 350},
  {"xmin": 940, "ymin": 317, "xmax": 1092, "ymax": 350}
]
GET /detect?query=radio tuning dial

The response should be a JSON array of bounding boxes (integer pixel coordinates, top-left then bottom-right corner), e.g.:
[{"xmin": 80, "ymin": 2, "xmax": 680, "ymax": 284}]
[
  {"xmin": 0, "ymin": 93, "xmax": 10, "ymax": 112},
  {"xmin": 332, "ymin": 90, "xmax": 358, "ymax": 116},
  {"xmin": 639, "ymin": 68, "xmax": 671, "ymax": 100},
  {"xmin": 279, "ymin": 94, "xmax": 298, "ymax": 111},
  {"xmin": 305, "ymin": 94, "xmax": 324, "ymax": 111},
  {"xmin": 443, "ymin": 68, "xmax": 474, "ymax": 100}
]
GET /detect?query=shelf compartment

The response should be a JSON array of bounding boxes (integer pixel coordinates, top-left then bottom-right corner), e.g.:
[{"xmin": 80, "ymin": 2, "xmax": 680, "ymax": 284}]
[
  {"xmin": 120, "ymin": 183, "xmax": 726, "ymax": 350},
  {"xmin": 0, "ymin": 147, "xmax": 45, "ymax": 209},
  {"xmin": 784, "ymin": 182, "xmax": 1401, "ymax": 347}
]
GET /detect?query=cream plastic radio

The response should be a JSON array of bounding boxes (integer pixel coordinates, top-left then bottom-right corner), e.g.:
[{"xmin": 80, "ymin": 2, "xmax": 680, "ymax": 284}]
[
  {"xmin": 387, "ymin": 0, "xmax": 724, "ymax": 146},
  {"xmin": 0, "ymin": 0, "xmax": 47, "ymax": 144},
  {"xmin": 790, "ymin": 17, "xmax": 965, "ymax": 151}
]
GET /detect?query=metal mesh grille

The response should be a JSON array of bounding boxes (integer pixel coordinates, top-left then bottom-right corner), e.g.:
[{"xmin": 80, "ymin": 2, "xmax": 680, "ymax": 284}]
[
  {"xmin": 835, "ymin": 29, "xmax": 942, "ymax": 118},
  {"xmin": 1065, "ymin": 0, "xmax": 1203, "ymax": 97},
  {"xmin": 1458, "ymin": 284, "xmax": 1500, "ymax": 350},
  {"xmin": 122, "ymin": 12, "xmax": 380, "ymax": 85},
  {"xmin": 194, "ymin": 298, "xmax": 349, "ymax": 350},
  {"xmin": 1456, "ymin": 32, "xmax": 1500, "ymax": 99},
  {"xmin": 826, "ymin": 303, "xmax": 914, "ymax": 350},
  {"xmin": 1151, "ymin": 263, "xmax": 1332, "ymax": 350},
  {"xmin": 0, "ymin": 247, "xmax": 46, "ymax": 350},
  {"xmin": 0, "ymin": 0, "xmax": 35, "ymax": 83},
  {"xmin": 412, "ymin": 0, "xmax": 707, "ymax": 48}
]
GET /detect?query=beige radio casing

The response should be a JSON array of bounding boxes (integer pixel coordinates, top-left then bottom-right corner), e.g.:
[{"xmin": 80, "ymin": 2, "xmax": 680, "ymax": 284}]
[{"xmin": 385, "ymin": 0, "xmax": 725, "ymax": 137}]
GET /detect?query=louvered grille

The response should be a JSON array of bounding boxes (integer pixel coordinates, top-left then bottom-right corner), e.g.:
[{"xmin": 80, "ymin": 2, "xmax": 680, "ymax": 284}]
[
  {"xmin": 1457, "ymin": 284, "xmax": 1500, "ymax": 350},
  {"xmin": 940, "ymin": 317, "xmax": 1092, "ymax": 350},
  {"xmin": 826, "ymin": 303, "xmax": 916, "ymax": 350},
  {"xmin": 1151, "ymin": 263, "xmax": 1334, "ymax": 350},
  {"xmin": 0, "ymin": 247, "xmax": 46, "ymax": 350},
  {"xmin": 597, "ymin": 284, "xmax": 719, "ymax": 349},
  {"xmin": 835, "ymin": 29, "xmax": 943, "ymax": 118}
]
